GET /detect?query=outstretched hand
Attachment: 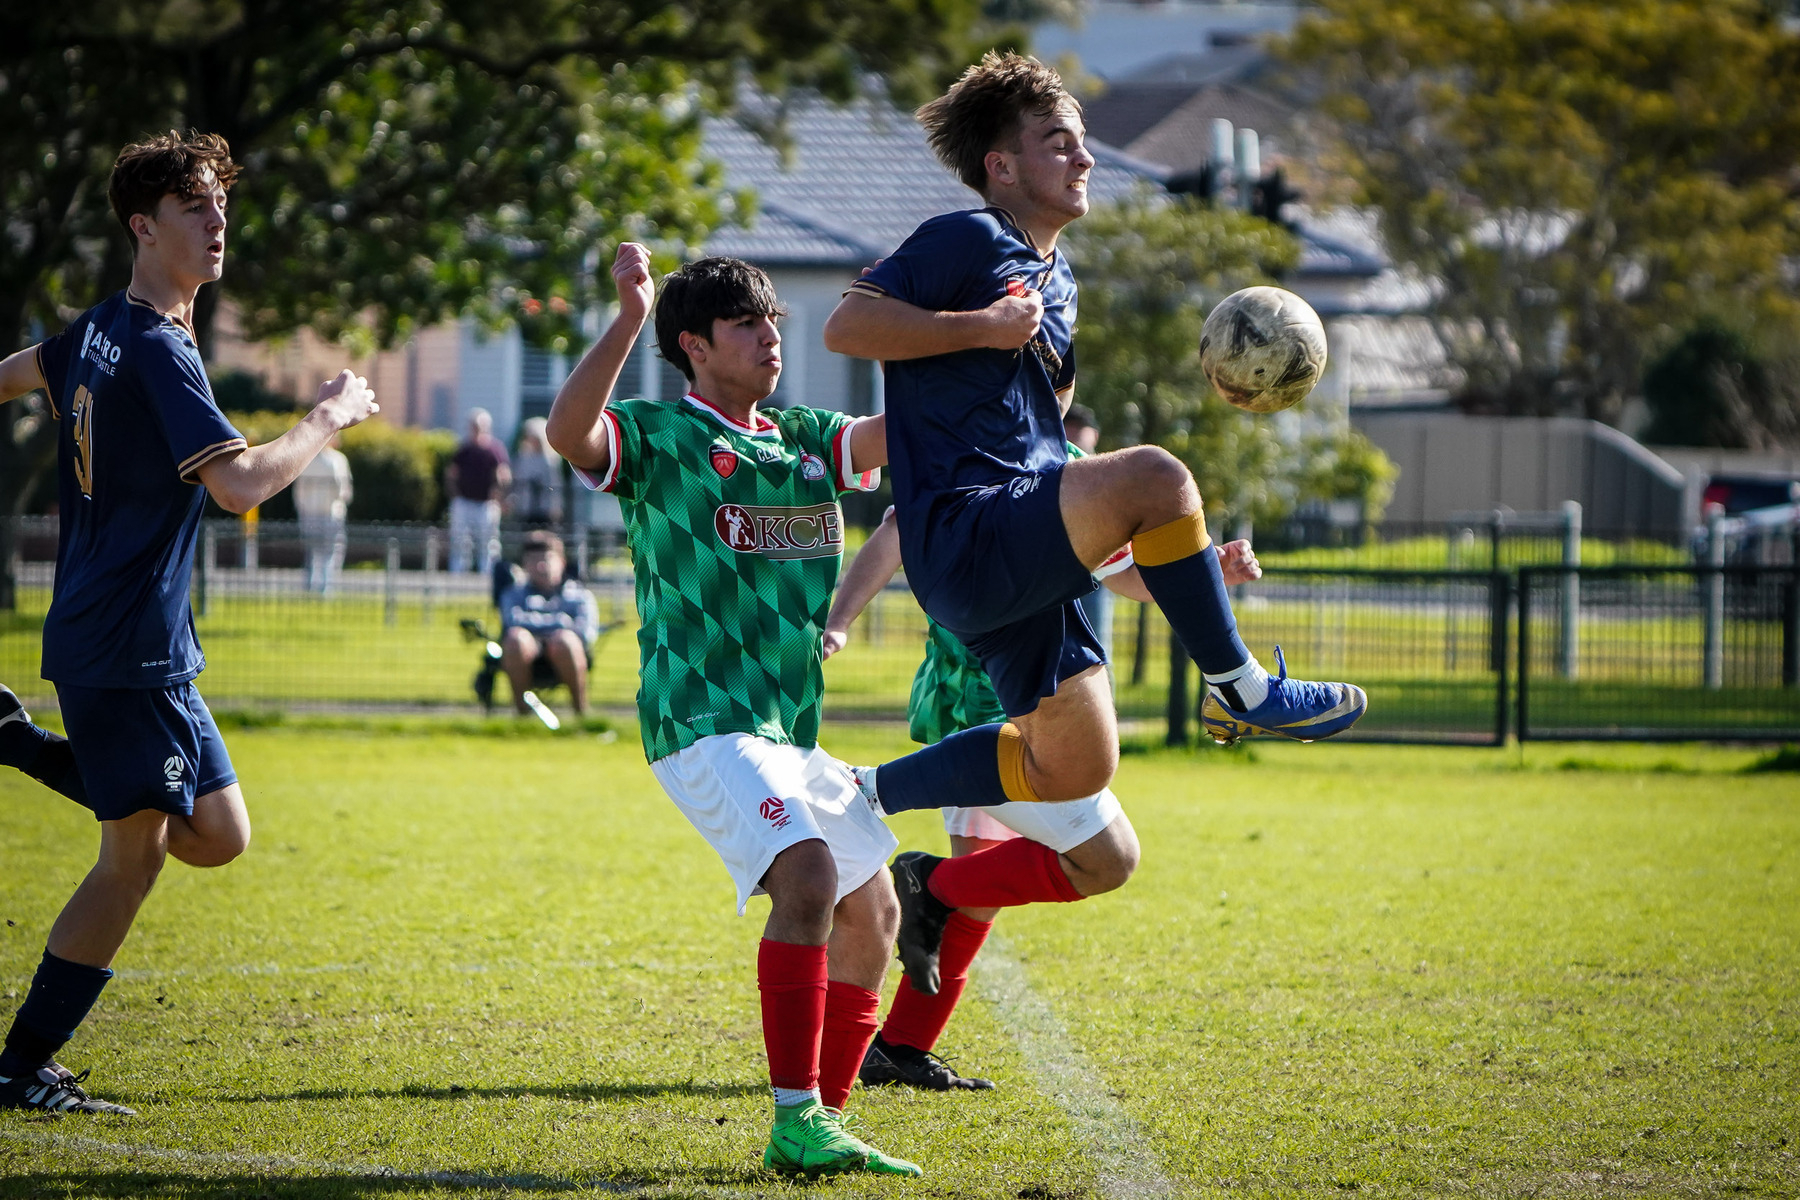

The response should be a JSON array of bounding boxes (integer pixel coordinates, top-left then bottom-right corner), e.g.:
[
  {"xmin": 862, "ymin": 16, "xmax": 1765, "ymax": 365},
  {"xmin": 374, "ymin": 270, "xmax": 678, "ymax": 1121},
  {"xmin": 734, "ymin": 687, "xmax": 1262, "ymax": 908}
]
[
  {"xmin": 1218, "ymin": 538, "xmax": 1261, "ymax": 586},
  {"xmin": 314, "ymin": 370, "xmax": 379, "ymax": 431}
]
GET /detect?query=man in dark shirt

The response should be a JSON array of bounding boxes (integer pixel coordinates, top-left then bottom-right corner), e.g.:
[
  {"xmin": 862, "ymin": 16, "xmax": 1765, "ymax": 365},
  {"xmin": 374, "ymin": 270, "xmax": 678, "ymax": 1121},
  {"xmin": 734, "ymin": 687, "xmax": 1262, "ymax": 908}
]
[
  {"xmin": 446, "ymin": 407, "xmax": 511, "ymax": 573},
  {"xmin": 0, "ymin": 132, "xmax": 378, "ymax": 1114}
]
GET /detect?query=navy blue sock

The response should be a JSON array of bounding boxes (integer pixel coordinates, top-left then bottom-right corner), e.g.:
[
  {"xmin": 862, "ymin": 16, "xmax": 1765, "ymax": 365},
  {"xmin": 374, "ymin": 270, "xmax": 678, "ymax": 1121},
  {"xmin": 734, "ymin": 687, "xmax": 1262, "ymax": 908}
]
[
  {"xmin": 876, "ymin": 724, "xmax": 1013, "ymax": 814},
  {"xmin": 1137, "ymin": 545, "xmax": 1251, "ymax": 675},
  {"xmin": 0, "ymin": 951, "xmax": 114, "ymax": 1077},
  {"xmin": 0, "ymin": 720, "xmax": 89, "ymax": 808}
]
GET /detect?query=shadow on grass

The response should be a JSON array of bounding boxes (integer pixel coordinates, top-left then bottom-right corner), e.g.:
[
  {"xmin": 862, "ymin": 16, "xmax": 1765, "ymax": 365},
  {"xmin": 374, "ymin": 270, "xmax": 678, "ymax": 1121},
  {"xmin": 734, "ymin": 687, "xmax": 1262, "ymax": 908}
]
[
  {"xmin": 208, "ymin": 1080, "xmax": 765, "ymax": 1104},
  {"xmin": 0, "ymin": 1167, "xmax": 767, "ymax": 1197}
]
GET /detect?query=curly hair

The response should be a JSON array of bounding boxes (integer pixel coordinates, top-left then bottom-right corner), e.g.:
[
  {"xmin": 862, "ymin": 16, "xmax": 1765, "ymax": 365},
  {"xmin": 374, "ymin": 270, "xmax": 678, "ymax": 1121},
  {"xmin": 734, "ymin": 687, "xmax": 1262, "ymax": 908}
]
[
  {"xmin": 916, "ymin": 52, "xmax": 1081, "ymax": 194},
  {"xmin": 654, "ymin": 257, "xmax": 788, "ymax": 382},
  {"xmin": 108, "ymin": 131, "xmax": 240, "ymax": 250}
]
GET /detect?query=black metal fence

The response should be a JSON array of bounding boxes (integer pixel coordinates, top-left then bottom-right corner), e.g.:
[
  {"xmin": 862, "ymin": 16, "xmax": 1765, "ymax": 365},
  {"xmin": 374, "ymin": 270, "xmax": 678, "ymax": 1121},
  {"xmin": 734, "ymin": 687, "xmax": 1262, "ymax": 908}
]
[{"xmin": 3, "ymin": 516, "xmax": 1797, "ymax": 743}]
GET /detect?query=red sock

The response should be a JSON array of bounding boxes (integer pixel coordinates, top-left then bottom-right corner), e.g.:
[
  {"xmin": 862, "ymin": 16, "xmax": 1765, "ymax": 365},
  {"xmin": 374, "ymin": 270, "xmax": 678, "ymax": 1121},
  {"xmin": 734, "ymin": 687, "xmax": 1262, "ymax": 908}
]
[
  {"xmin": 882, "ymin": 911, "xmax": 993, "ymax": 1053},
  {"xmin": 758, "ymin": 938, "xmax": 827, "ymax": 1093},
  {"xmin": 927, "ymin": 838, "xmax": 1083, "ymax": 909},
  {"xmin": 818, "ymin": 980, "xmax": 881, "ymax": 1110}
]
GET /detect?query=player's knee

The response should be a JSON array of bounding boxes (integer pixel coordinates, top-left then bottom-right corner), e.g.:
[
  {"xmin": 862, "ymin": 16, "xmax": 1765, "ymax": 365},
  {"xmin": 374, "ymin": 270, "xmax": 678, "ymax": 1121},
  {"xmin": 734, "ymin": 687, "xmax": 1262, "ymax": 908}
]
[
  {"xmin": 1109, "ymin": 445, "xmax": 1198, "ymax": 525},
  {"xmin": 1080, "ymin": 839, "xmax": 1139, "ymax": 896},
  {"xmin": 181, "ymin": 825, "xmax": 251, "ymax": 869}
]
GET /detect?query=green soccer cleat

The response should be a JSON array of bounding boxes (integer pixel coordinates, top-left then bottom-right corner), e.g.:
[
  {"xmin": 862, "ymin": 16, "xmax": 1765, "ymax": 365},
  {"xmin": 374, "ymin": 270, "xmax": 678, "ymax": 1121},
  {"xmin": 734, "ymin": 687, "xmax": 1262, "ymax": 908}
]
[
  {"xmin": 762, "ymin": 1099, "xmax": 923, "ymax": 1178},
  {"xmin": 828, "ymin": 1108, "xmax": 925, "ymax": 1178}
]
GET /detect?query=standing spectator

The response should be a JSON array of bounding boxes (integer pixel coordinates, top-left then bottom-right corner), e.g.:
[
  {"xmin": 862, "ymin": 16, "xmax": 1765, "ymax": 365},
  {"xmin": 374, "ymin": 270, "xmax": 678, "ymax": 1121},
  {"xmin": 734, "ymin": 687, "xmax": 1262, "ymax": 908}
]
[
  {"xmin": 498, "ymin": 531, "xmax": 598, "ymax": 718},
  {"xmin": 447, "ymin": 408, "xmax": 510, "ymax": 573},
  {"xmin": 510, "ymin": 416, "xmax": 563, "ymax": 529},
  {"xmin": 293, "ymin": 433, "xmax": 352, "ymax": 594},
  {"xmin": 1063, "ymin": 404, "xmax": 1115, "ymax": 661}
]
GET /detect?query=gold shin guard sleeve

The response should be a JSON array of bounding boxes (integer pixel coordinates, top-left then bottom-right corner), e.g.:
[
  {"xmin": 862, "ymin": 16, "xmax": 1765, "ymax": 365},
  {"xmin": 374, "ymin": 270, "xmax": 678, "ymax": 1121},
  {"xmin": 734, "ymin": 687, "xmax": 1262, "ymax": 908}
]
[
  {"xmin": 1132, "ymin": 511, "xmax": 1211, "ymax": 566},
  {"xmin": 996, "ymin": 722, "xmax": 1043, "ymax": 804}
]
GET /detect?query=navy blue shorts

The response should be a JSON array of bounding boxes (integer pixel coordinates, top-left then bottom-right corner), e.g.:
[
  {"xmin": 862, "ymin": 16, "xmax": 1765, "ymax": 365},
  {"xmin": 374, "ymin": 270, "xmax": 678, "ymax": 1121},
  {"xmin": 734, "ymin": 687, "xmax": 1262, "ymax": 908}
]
[
  {"xmin": 911, "ymin": 465, "xmax": 1106, "ymax": 718},
  {"xmin": 55, "ymin": 682, "xmax": 237, "ymax": 822}
]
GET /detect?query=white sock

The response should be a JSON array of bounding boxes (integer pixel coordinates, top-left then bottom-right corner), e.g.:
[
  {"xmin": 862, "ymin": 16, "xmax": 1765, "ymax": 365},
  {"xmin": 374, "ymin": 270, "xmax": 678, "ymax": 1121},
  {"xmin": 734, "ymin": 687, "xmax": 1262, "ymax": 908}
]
[
  {"xmin": 774, "ymin": 1086, "xmax": 821, "ymax": 1108},
  {"xmin": 1205, "ymin": 658, "xmax": 1270, "ymax": 711}
]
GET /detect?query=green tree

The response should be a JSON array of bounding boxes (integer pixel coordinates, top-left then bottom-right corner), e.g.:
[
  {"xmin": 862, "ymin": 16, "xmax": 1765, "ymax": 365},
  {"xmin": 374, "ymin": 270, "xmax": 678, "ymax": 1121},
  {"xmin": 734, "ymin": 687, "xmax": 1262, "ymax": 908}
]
[
  {"xmin": 1067, "ymin": 188, "xmax": 1392, "ymax": 531},
  {"xmin": 1642, "ymin": 319, "xmax": 1800, "ymax": 449},
  {"xmin": 0, "ymin": 0, "xmax": 995, "ymax": 603},
  {"xmin": 1283, "ymin": 0, "xmax": 1800, "ymax": 425}
]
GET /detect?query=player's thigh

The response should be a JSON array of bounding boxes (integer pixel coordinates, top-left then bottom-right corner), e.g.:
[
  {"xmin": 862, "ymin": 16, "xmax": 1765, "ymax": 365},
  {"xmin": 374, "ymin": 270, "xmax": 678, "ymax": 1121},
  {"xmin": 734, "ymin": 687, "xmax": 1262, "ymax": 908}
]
[
  {"xmin": 1059, "ymin": 447, "xmax": 1198, "ymax": 567},
  {"xmin": 56, "ymin": 683, "xmax": 229, "ymax": 824},
  {"xmin": 1010, "ymin": 665, "xmax": 1120, "ymax": 798},
  {"xmin": 1060, "ymin": 808, "xmax": 1139, "ymax": 883}
]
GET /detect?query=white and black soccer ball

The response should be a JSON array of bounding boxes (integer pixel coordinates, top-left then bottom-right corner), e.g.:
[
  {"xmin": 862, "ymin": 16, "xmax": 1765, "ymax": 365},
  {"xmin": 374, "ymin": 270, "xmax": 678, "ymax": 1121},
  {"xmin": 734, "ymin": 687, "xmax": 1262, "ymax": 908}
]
[{"xmin": 1199, "ymin": 286, "xmax": 1328, "ymax": 414}]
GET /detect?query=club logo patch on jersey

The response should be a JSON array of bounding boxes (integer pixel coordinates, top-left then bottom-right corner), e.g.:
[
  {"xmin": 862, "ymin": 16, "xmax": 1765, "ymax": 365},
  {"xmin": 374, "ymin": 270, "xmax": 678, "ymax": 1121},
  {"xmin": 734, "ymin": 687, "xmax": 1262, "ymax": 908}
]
[
  {"xmin": 709, "ymin": 445, "xmax": 739, "ymax": 479},
  {"xmin": 163, "ymin": 755, "xmax": 185, "ymax": 792},
  {"xmin": 713, "ymin": 503, "xmax": 843, "ymax": 561},
  {"xmin": 759, "ymin": 797, "xmax": 792, "ymax": 829},
  {"xmin": 799, "ymin": 453, "xmax": 826, "ymax": 482}
]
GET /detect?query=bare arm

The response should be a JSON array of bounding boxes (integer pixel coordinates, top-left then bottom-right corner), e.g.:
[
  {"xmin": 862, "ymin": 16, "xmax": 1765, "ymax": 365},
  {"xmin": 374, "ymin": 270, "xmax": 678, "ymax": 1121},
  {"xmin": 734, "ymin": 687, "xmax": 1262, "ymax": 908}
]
[
  {"xmin": 197, "ymin": 370, "xmax": 378, "ymax": 514},
  {"xmin": 821, "ymin": 507, "xmax": 903, "ymax": 660},
  {"xmin": 547, "ymin": 242, "xmax": 654, "ymax": 475},
  {"xmin": 0, "ymin": 346, "xmax": 46, "ymax": 405},
  {"xmin": 846, "ymin": 413, "xmax": 887, "ymax": 473},
  {"xmin": 822, "ymin": 288, "xmax": 1045, "ymax": 362}
]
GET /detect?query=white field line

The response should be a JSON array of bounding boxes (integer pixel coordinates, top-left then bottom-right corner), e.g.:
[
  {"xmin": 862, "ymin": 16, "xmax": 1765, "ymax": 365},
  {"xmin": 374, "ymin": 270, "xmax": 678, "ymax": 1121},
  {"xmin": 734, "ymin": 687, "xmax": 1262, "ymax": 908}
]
[
  {"xmin": 0, "ymin": 1127, "xmax": 761, "ymax": 1197},
  {"xmin": 974, "ymin": 935, "xmax": 1178, "ymax": 1199}
]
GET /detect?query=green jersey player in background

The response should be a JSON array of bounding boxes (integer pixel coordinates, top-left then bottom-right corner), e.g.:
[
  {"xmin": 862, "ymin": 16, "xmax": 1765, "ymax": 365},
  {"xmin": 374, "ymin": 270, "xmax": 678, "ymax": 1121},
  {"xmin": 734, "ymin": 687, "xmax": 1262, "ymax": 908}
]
[
  {"xmin": 546, "ymin": 246, "xmax": 919, "ymax": 1178},
  {"xmin": 822, "ymin": 496, "xmax": 1260, "ymax": 1091}
]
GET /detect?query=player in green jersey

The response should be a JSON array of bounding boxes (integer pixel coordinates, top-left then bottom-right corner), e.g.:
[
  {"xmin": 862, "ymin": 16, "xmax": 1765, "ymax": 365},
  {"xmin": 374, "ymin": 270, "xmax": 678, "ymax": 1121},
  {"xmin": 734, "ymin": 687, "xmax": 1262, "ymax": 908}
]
[
  {"xmin": 546, "ymin": 245, "xmax": 919, "ymax": 1179},
  {"xmin": 822, "ymin": 497, "xmax": 1259, "ymax": 1091}
]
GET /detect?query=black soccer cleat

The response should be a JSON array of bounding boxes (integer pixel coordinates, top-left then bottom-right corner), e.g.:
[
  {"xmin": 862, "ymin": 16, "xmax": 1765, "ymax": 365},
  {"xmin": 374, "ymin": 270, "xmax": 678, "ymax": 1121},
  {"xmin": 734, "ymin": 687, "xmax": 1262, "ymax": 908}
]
[
  {"xmin": 890, "ymin": 851, "xmax": 955, "ymax": 996},
  {"xmin": 0, "ymin": 1064, "xmax": 137, "ymax": 1115},
  {"xmin": 860, "ymin": 1033, "xmax": 995, "ymax": 1092}
]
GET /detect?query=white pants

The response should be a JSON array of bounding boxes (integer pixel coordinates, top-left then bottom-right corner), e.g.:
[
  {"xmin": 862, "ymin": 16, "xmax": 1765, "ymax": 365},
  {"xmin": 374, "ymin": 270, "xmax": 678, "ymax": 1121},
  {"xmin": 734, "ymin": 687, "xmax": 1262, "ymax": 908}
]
[
  {"xmin": 941, "ymin": 788, "xmax": 1124, "ymax": 853},
  {"xmin": 448, "ymin": 497, "xmax": 501, "ymax": 574},
  {"xmin": 651, "ymin": 734, "xmax": 899, "ymax": 914}
]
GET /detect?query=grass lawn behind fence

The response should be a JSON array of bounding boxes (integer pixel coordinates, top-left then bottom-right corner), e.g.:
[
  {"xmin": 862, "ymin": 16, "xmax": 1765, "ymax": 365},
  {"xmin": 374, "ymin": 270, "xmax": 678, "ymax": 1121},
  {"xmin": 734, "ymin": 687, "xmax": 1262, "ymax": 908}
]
[{"xmin": 0, "ymin": 727, "xmax": 1794, "ymax": 1198}]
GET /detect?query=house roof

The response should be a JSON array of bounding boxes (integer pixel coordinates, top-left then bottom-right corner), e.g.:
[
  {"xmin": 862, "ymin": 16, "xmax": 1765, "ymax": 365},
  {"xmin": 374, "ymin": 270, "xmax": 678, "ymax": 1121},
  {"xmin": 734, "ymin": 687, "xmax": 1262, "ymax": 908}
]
[
  {"xmin": 1088, "ymin": 82, "xmax": 1298, "ymax": 176},
  {"xmin": 701, "ymin": 91, "xmax": 1163, "ymax": 267}
]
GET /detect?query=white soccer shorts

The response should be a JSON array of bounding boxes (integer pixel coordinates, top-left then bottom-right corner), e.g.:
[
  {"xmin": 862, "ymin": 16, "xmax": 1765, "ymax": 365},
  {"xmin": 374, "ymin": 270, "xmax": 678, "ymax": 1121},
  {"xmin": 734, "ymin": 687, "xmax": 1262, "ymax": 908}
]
[
  {"xmin": 651, "ymin": 733, "xmax": 900, "ymax": 914},
  {"xmin": 941, "ymin": 788, "xmax": 1124, "ymax": 852}
]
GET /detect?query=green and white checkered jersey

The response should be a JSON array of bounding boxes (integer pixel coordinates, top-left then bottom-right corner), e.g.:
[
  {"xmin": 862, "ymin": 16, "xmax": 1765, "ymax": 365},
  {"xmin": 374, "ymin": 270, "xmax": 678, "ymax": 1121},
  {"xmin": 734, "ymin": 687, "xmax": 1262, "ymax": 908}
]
[
  {"xmin": 575, "ymin": 393, "xmax": 879, "ymax": 762},
  {"xmin": 904, "ymin": 442, "xmax": 1124, "ymax": 746}
]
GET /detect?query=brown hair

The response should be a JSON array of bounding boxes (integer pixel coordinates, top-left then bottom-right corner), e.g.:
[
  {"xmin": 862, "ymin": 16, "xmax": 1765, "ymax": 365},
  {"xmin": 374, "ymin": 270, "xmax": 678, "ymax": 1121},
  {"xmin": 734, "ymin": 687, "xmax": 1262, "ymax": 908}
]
[
  {"xmin": 916, "ymin": 52, "xmax": 1080, "ymax": 194},
  {"xmin": 522, "ymin": 530, "xmax": 565, "ymax": 557},
  {"xmin": 108, "ymin": 131, "xmax": 240, "ymax": 250}
]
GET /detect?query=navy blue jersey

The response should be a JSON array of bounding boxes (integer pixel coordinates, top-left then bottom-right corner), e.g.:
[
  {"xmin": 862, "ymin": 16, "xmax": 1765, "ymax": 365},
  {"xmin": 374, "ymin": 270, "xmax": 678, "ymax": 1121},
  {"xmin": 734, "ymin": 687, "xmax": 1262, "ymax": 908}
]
[
  {"xmin": 34, "ymin": 291, "xmax": 246, "ymax": 688},
  {"xmin": 848, "ymin": 206, "xmax": 1077, "ymax": 570}
]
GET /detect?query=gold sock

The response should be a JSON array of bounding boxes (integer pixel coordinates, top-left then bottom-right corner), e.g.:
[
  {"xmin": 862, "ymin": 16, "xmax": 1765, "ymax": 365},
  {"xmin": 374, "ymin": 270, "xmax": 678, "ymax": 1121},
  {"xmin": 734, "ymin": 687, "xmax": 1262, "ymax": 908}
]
[
  {"xmin": 996, "ymin": 723, "xmax": 1043, "ymax": 804},
  {"xmin": 1133, "ymin": 511, "xmax": 1211, "ymax": 566}
]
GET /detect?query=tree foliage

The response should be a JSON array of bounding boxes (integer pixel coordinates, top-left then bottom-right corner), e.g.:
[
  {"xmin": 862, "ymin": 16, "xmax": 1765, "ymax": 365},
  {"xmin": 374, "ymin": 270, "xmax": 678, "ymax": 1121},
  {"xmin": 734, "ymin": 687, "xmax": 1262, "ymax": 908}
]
[
  {"xmin": 1067, "ymin": 188, "xmax": 1394, "ymax": 530},
  {"xmin": 1283, "ymin": 0, "xmax": 1800, "ymax": 426},
  {"xmin": 1642, "ymin": 319, "xmax": 1800, "ymax": 449}
]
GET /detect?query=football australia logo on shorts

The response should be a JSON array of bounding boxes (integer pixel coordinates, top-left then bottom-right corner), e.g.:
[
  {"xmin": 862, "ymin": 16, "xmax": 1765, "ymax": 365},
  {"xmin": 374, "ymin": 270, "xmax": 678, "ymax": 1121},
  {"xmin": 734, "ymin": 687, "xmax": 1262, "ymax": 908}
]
[
  {"xmin": 714, "ymin": 502, "xmax": 842, "ymax": 561},
  {"xmin": 163, "ymin": 755, "xmax": 185, "ymax": 793},
  {"xmin": 759, "ymin": 797, "xmax": 792, "ymax": 829}
]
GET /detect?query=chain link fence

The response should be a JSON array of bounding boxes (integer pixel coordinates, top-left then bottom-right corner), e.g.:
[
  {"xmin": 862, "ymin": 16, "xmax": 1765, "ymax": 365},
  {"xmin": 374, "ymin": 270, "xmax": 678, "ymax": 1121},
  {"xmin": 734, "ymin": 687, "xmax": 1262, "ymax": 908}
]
[{"xmin": 4, "ymin": 517, "xmax": 1797, "ymax": 743}]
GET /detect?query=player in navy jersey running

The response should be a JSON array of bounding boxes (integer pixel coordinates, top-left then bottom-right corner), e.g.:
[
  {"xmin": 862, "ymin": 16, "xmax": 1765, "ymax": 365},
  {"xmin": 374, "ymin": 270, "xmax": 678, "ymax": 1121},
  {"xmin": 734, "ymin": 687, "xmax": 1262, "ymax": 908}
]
[
  {"xmin": 821, "ymin": 53, "xmax": 1364, "ymax": 849},
  {"xmin": 0, "ymin": 132, "xmax": 379, "ymax": 1114}
]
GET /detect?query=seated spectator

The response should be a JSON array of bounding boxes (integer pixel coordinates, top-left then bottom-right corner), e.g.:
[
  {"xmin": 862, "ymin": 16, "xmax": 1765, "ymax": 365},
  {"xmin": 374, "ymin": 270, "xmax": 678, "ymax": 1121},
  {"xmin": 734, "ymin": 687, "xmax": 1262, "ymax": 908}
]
[{"xmin": 498, "ymin": 531, "xmax": 599, "ymax": 717}]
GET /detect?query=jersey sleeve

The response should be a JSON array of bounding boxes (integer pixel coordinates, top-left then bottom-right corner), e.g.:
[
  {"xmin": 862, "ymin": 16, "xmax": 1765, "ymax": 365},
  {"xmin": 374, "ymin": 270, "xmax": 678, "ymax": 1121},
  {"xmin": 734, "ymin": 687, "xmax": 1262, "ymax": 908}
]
[
  {"xmin": 812, "ymin": 408, "xmax": 882, "ymax": 494},
  {"xmin": 568, "ymin": 401, "xmax": 648, "ymax": 501},
  {"xmin": 33, "ymin": 327, "xmax": 75, "ymax": 418},
  {"xmin": 141, "ymin": 331, "xmax": 246, "ymax": 482},
  {"xmin": 1053, "ymin": 340, "xmax": 1077, "ymax": 394},
  {"xmin": 846, "ymin": 211, "xmax": 997, "ymax": 312}
]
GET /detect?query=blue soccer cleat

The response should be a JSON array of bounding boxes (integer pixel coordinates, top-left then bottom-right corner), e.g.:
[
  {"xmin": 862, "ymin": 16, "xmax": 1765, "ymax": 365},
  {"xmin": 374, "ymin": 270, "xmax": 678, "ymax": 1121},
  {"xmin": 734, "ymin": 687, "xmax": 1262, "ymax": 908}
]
[{"xmin": 1200, "ymin": 646, "xmax": 1366, "ymax": 745}]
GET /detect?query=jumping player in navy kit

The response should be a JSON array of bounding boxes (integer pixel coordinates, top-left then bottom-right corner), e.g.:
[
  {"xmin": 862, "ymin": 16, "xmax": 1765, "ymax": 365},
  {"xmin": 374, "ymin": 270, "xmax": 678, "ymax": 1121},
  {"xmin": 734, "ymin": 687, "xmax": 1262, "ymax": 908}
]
[
  {"xmin": 822, "ymin": 54, "xmax": 1366, "ymax": 982},
  {"xmin": 0, "ymin": 131, "xmax": 379, "ymax": 1114}
]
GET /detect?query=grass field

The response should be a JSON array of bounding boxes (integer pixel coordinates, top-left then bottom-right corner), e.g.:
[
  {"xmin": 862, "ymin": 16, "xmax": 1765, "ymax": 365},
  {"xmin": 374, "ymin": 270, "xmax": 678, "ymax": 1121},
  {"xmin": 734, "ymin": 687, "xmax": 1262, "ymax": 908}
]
[{"xmin": 1, "ymin": 723, "xmax": 1795, "ymax": 1198}]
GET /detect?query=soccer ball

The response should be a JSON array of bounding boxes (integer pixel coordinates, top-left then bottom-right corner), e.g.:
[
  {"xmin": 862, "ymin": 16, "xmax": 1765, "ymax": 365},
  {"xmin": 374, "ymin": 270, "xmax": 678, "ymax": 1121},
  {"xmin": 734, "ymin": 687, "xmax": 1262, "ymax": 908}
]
[{"xmin": 1199, "ymin": 286, "xmax": 1328, "ymax": 414}]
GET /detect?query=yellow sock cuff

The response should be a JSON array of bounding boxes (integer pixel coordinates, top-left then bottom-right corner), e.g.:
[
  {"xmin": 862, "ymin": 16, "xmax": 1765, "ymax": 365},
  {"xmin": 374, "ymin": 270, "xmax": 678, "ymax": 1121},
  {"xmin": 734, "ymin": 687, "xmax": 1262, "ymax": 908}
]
[
  {"xmin": 996, "ymin": 723, "xmax": 1042, "ymax": 804},
  {"xmin": 1133, "ymin": 511, "xmax": 1211, "ymax": 566}
]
